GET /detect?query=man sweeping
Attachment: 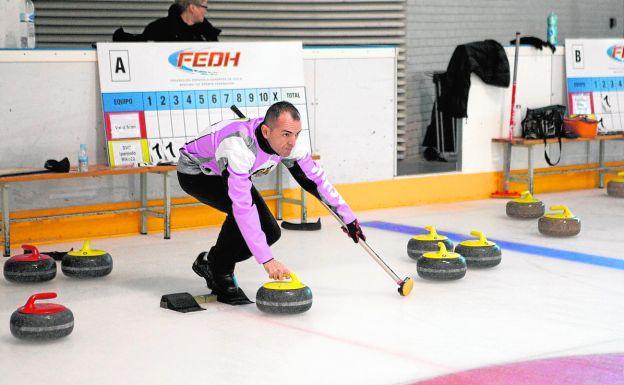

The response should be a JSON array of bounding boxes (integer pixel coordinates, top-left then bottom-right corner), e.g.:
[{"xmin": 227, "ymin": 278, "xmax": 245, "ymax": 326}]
[{"xmin": 177, "ymin": 101, "xmax": 365, "ymax": 305}]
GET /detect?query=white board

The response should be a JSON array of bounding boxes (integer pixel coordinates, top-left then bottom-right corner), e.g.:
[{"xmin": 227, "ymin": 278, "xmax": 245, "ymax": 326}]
[
  {"xmin": 565, "ymin": 39, "xmax": 624, "ymax": 134},
  {"xmin": 96, "ymin": 42, "xmax": 311, "ymax": 166}
]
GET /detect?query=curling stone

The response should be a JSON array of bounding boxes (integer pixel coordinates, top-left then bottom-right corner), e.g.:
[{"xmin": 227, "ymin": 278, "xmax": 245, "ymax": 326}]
[
  {"xmin": 417, "ymin": 242, "xmax": 467, "ymax": 280},
  {"xmin": 3, "ymin": 245, "xmax": 56, "ymax": 283},
  {"xmin": 407, "ymin": 226, "xmax": 454, "ymax": 260},
  {"xmin": 607, "ymin": 172, "xmax": 624, "ymax": 198},
  {"xmin": 10, "ymin": 292, "xmax": 74, "ymax": 340},
  {"xmin": 62, "ymin": 240, "xmax": 113, "ymax": 278},
  {"xmin": 538, "ymin": 205, "xmax": 581, "ymax": 237},
  {"xmin": 454, "ymin": 231, "xmax": 502, "ymax": 268},
  {"xmin": 506, "ymin": 191, "xmax": 545, "ymax": 219},
  {"xmin": 256, "ymin": 272, "xmax": 313, "ymax": 314}
]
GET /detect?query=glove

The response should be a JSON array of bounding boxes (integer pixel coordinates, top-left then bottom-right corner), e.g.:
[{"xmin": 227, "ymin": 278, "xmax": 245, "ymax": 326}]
[{"xmin": 342, "ymin": 219, "xmax": 366, "ymax": 243}]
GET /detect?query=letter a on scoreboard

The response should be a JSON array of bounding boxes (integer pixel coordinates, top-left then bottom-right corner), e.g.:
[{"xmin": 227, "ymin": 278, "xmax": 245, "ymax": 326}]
[{"xmin": 109, "ymin": 50, "xmax": 131, "ymax": 82}]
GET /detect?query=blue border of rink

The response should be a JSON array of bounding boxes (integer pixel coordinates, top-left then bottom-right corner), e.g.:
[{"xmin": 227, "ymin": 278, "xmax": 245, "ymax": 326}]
[{"xmin": 361, "ymin": 221, "xmax": 624, "ymax": 271}]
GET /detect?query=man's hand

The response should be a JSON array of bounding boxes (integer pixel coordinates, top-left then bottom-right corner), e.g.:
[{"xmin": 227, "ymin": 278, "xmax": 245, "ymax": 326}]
[
  {"xmin": 263, "ymin": 259, "xmax": 291, "ymax": 280},
  {"xmin": 342, "ymin": 219, "xmax": 366, "ymax": 243}
]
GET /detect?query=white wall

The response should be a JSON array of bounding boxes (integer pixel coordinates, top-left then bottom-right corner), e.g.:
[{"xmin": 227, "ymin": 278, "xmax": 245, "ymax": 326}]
[
  {"xmin": 462, "ymin": 45, "xmax": 623, "ymax": 175},
  {"xmin": 304, "ymin": 48, "xmax": 397, "ymax": 183},
  {"xmin": 1, "ymin": 45, "xmax": 620, "ymax": 213},
  {"xmin": 405, "ymin": 0, "xmax": 624, "ymax": 160},
  {"xmin": 0, "ymin": 0, "xmax": 21, "ymax": 48},
  {"xmin": 0, "ymin": 46, "xmax": 397, "ymax": 210}
]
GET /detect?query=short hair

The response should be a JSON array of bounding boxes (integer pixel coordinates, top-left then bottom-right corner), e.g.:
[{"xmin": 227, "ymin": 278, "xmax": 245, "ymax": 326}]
[
  {"xmin": 264, "ymin": 101, "xmax": 300, "ymax": 128},
  {"xmin": 174, "ymin": 0, "xmax": 203, "ymax": 11}
]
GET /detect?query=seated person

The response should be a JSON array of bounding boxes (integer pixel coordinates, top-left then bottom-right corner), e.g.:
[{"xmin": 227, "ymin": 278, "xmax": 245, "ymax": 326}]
[{"xmin": 113, "ymin": 0, "xmax": 220, "ymax": 42}]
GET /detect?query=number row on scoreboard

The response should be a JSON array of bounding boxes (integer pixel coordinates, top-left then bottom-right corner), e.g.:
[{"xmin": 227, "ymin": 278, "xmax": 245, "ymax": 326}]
[
  {"xmin": 592, "ymin": 91, "xmax": 624, "ymax": 114},
  {"xmin": 567, "ymin": 77, "xmax": 624, "ymax": 93},
  {"xmin": 105, "ymin": 100, "xmax": 309, "ymax": 141},
  {"xmin": 595, "ymin": 112, "xmax": 624, "ymax": 133},
  {"xmin": 146, "ymin": 128, "xmax": 312, "ymax": 165},
  {"xmin": 102, "ymin": 87, "xmax": 306, "ymax": 113},
  {"xmin": 148, "ymin": 138, "xmax": 186, "ymax": 164}
]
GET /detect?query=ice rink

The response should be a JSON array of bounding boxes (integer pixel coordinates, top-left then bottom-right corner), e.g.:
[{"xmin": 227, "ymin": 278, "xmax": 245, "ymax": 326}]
[{"xmin": 1, "ymin": 189, "xmax": 623, "ymax": 385}]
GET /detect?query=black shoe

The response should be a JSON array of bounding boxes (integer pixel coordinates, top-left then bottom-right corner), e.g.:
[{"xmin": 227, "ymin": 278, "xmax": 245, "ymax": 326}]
[
  {"xmin": 213, "ymin": 273, "xmax": 253, "ymax": 305},
  {"xmin": 192, "ymin": 252, "xmax": 216, "ymax": 290}
]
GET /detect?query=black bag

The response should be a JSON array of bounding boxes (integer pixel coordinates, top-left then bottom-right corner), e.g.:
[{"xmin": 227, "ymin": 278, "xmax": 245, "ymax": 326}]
[{"xmin": 521, "ymin": 105, "xmax": 567, "ymax": 166}]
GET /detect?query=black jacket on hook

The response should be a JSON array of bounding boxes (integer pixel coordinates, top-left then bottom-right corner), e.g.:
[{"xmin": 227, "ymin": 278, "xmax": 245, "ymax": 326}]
[
  {"xmin": 422, "ymin": 40, "xmax": 510, "ymax": 152},
  {"xmin": 439, "ymin": 40, "xmax": 510, "ymax": 118}
]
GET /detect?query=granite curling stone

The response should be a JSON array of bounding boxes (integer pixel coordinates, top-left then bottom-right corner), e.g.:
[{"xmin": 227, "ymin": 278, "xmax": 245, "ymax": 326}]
[
  {"xmin": 607, "ymin": 172, "xmax": 624, "ymax": 198},
  {"xmin": 407, "ymin": 226, "xmax": 454, "ymax": 260},
  {"xmin": 3, "ymin": 245, "xmax": 56, "ymax": 283},
  {"xmin": 538, "ymin": 205, "xmax": 581, "ymax": 237},
  {"xmin": 417, "ymin": 242, "xmax": 467, "ymax": 280},
  {"xmin": 256, "ymin": 272, "xmax": 313, "ymax": 314},
  {"xmin": 454, "ymin": 231, "xmax": 502, "ymax": 268},
  {"xmin": 62, "ymin": 240, "xmax": 113, "ymax": 278},
  {"xmin": 506, "ymin": 191, "xmax": 545, "ymax": 219},
  {"xmin": 10, "ymin": 292, "xmax": 74, "ymax": 340}
]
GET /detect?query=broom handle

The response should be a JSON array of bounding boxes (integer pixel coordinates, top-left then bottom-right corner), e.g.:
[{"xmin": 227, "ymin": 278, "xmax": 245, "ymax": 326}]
[
  {"xmin": 509, "ymin": 32, "xmax": 521, "ymax": 141},
  {"xmin": 320, "ymin": 201, "xmax": 402, "ymax": 283},
  {"xmin": 230, "ymin": 104, "xmax": 403, "ymax": 284}
]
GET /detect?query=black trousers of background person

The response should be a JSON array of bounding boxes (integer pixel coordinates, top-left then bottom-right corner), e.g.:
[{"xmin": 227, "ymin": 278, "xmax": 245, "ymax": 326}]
[{"xmin": 177, "ymin": 172, "xmax": 281, "ymax": 275}]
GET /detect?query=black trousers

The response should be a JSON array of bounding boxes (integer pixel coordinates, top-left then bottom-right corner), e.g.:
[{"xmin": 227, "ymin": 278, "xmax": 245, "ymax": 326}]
[{"xmin": 177, "ymin": 172, "xmax": 281, "ymax": 274}]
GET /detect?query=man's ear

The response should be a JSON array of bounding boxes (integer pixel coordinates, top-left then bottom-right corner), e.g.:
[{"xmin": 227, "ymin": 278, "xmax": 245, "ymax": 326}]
[{"xmin": 261, "ymin": 124, "xmax": 270, "ymax": 138}]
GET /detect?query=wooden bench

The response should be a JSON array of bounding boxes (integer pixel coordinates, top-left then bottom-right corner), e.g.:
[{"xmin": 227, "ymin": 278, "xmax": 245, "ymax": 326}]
[
  {"xmin": 0, "ymin": 159, "xmax": 319, "ymax": 257},
  {"xmin": 0, "ymin": 164, "xmax": 176, "ymax": 257},
  {"xmin": 492, "ymin": 135, "xmax": 624, "ymax": 193}
]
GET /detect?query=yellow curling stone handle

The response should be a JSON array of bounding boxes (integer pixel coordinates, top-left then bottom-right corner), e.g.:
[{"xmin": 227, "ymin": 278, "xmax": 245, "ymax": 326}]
[
  {"xmin": 413, "ymin": 225, "xmax": 447, "ymax": 241},
  {"xmin": 512, "ymin": 190, "xmax": 540, "ymax": 203},
  {"xmin": 422, "ymin": 242, "xmax": 460, "ymax": 260},
  {"xmin": 614, "ymin": 172, "xmax": 624, "ymax": 183},
  {"xmin": 67, "ymin": 240, "xmax": 107, "ymax": 257},
  {"xmin": 544, "ymin": 205, "xmax": 575, "ymax": 219},
  {"xmin": 263, "ymin": 271, "xmax": 306, "ymax": 290},
  {"xmin": 460, "ymin": 230, "xmax": 495, "ymax": 247}
]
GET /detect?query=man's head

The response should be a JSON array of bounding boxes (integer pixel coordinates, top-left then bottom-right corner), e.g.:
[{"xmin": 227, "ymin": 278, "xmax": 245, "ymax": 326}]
[
  {"xmin": 176, "ymin": 0, "xmax": 208, "ymax": 25},
  {"xmin": 261, "ymin": 102, "xmax": 302, "ymax": 157}
]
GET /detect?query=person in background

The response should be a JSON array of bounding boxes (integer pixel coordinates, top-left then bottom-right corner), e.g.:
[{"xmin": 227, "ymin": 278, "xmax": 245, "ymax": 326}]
[{"xmin": 141, "ymin": 0, "xmax": 220, "ymax": 41}]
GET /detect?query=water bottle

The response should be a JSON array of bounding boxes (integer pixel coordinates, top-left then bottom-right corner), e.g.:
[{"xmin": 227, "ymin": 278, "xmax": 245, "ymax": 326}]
[
  {"xmin": 19, "ymin": 0, "xmax": 36, "ymax": 48},
  {"xmin": 78, "ymin": 144, "xmax": 89, "ymax": 172},
  {"xmin": 547, "ymin": 12, "xmax": 558, "ymax": 46}
]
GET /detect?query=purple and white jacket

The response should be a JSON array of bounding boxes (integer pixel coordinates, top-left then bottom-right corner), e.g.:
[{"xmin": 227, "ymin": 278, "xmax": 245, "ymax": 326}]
[{"xmin": 177, "ymin": 117, "xmax": 355, "ymax": 264}]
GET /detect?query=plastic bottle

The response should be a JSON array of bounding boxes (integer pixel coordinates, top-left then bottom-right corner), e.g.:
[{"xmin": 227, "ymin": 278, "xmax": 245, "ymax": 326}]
[
  {"xmin": 547, "ymin": 12, "xmax": 558, "ymax": 46},
  {"xmin": 19, "ymin": 0, "xmax": 36, "ymax": 49},
  {"xmin": 78, "ymin": 144, "xmax": 89, "ymax": 172}
]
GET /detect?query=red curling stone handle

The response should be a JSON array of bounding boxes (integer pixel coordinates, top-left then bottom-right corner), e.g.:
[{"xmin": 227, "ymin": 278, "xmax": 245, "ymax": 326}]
[
  {"xmin": 21, "ymin": 244, "xmax": 40, "ymax": 259},
  {"xmin": 23, "ymin": 292, "xmax": 58, "ymax": 312}
]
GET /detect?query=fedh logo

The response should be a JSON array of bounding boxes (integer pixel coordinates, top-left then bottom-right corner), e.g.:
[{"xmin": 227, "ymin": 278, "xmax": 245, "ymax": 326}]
[
  {"xmin": 606, "ymin": 45, "xmax": 624, "ymax": 63},
  {"xmin": 168, "ymin": 49, "xmax": 241, "ymax": 75}
]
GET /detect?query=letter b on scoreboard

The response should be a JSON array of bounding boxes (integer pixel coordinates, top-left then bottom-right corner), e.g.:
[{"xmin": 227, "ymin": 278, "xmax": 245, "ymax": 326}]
[{"xmin": 573, "ymin": 45, "xmax": 584, "ymax": 69}]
